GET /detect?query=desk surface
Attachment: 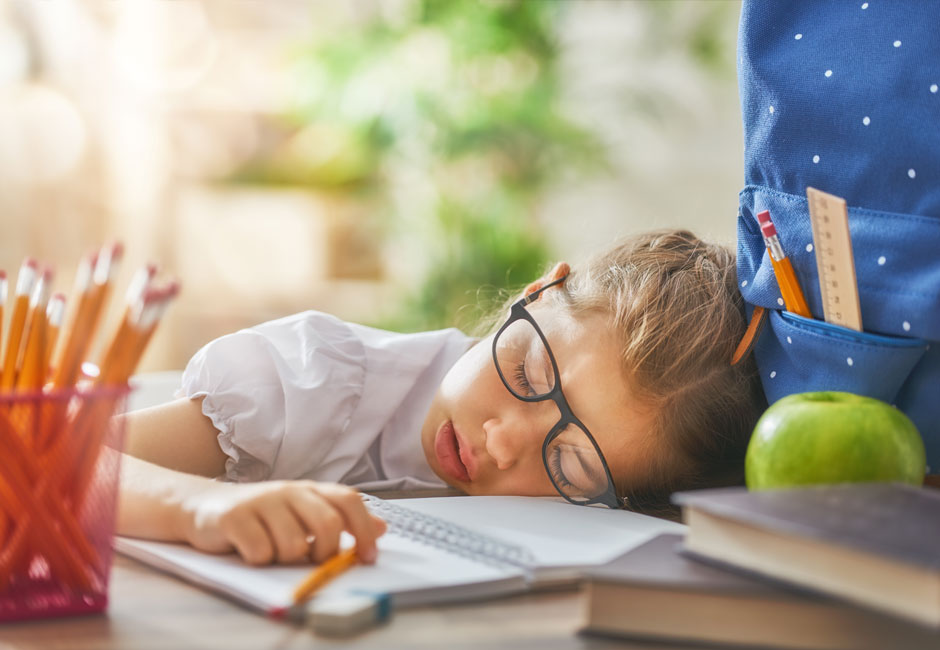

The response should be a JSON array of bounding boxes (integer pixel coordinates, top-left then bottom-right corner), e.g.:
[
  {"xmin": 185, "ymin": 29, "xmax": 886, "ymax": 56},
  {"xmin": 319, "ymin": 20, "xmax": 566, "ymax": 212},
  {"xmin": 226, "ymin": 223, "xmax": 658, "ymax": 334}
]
[
  {"xmin": 0, "ymin": 488, "xmax": 696, "ymax": 650},
  {"xmin": 1, "ymin": 555, "xmax": 697, "ymax": 650}
]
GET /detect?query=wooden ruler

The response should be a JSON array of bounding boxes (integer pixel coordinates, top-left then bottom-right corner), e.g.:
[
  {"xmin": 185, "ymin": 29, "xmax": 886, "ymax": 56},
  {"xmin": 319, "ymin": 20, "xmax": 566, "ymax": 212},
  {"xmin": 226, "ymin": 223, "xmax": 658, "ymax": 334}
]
[{"xmin": 806, "ymin": 187, "xmax": 863, "ymax": 331}]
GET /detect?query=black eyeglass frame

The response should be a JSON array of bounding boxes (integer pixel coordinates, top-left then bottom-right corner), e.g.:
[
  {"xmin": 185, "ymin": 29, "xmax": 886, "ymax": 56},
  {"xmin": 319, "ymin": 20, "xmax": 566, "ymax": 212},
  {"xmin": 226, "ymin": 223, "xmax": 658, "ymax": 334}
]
[{"xmin": 491, "ymin": 275, "xmax": 626, "ymax": 509}]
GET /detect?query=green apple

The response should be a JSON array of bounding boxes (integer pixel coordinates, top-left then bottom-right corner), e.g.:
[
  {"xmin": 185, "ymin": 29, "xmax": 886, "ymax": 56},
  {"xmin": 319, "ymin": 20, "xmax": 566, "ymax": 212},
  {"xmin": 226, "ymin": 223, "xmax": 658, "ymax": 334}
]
[{"xmin": 745, "ymin": 391, "xmax": 926, "ymax": 490}]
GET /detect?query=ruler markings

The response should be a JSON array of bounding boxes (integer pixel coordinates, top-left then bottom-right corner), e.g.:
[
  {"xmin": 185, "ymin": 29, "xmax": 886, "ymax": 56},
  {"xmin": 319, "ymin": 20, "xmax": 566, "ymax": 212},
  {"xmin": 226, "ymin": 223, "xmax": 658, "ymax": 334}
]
[{"xmin": 806, "ymin": 186, "xmax": 863, "ymax": 332}]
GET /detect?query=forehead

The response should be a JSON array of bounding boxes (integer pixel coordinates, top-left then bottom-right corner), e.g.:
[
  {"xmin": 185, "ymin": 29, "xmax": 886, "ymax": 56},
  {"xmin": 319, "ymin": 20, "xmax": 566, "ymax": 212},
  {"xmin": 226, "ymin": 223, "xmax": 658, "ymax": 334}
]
[{"xmin": 524, "ymin": 300, "xmax": 651, "ymax": 477}]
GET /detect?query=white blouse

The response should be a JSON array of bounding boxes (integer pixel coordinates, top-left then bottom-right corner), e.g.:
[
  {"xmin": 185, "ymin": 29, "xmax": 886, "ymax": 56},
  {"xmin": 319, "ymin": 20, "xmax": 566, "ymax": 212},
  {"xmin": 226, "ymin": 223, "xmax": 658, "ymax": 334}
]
[{"xmin": 179, "ymin": 311, "xmax": 474, "ymax": 491}]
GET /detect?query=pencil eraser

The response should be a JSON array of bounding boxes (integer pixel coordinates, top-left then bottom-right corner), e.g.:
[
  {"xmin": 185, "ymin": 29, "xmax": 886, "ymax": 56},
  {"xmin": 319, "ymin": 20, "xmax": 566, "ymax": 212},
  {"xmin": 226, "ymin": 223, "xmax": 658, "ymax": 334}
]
[
  {"xmin": 307, "ymin": 592, "xmax": 391, "ymax": 636},
  {"xmin": 756, "ymin": 210, "xmax": 777, "ymax": 237}
]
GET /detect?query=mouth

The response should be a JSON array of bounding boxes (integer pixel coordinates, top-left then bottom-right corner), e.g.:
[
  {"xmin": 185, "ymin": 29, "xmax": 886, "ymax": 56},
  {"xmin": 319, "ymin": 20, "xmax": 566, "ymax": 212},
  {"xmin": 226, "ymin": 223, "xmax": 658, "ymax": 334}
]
[{"xmin": 433, "ymin": 420, "xmax": 473, "ymax": 483}]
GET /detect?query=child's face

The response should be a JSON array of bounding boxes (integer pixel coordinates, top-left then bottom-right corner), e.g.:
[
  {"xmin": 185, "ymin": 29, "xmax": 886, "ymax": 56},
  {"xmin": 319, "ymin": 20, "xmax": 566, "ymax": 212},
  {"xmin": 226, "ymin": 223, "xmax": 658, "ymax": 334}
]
[{"xmin": 420, "ymin": 298, "xmax": 654, "ymax": 500}]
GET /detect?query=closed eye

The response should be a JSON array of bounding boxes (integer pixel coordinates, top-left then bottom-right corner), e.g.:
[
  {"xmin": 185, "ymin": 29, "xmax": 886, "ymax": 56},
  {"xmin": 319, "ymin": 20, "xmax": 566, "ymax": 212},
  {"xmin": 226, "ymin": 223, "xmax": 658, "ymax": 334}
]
[{"xmin": 513, "ymin": 361, "xmax": 537, "ymax": 397}]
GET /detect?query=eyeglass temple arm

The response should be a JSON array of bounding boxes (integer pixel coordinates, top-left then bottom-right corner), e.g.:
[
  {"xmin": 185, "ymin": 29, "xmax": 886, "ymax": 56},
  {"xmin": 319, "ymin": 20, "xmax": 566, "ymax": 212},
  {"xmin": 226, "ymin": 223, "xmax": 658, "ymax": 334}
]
[{"xmin": 520, "ymin": 274, "xmax": 568, "ymax": 306}]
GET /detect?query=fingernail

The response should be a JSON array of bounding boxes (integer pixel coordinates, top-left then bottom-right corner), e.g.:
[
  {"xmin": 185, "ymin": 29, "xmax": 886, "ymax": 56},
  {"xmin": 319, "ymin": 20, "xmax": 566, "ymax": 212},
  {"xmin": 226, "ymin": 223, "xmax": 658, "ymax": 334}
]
[{"xmin": 360, "ymin": 546, "xmax": 377, "ymax": 564}]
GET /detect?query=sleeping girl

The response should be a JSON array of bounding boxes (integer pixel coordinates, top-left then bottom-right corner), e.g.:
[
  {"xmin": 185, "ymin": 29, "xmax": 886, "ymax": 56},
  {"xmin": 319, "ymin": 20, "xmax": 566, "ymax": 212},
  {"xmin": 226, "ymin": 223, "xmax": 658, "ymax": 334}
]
[{"xmin": 116, "ymin": 229, "xmax": 765, "ymax": 566}]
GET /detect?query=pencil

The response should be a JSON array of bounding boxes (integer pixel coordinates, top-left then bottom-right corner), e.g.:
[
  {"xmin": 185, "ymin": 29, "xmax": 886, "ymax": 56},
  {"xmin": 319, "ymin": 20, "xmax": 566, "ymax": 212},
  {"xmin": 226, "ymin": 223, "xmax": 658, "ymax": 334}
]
[
  {"xmin": 756, "ymin": 210, "xmax": 811, "ymax": 318},
  {"xmin": 123, "ymin": 281, "xmax": 177, "ymax": 380},
  {"xmin": 16, "ymin": 267, "xmax": 53, "ymax": 393},
  {"xmin": 292, "ymin": 547, "xmax": 359, "ymax": 605},
  {"xmin": 44, "ymin": 293, "xmax": 67, "ymax": 375},
  {"xmin": 50, "ymin": 252, "xmax": 95, "ymax": 388},
  {"xmin": 83, "ymin": 243, "xmax": 123, "ymax": 369},
  {"xmin": 1, "ymin": 259, "xmax": 38, "ymax": 390},
  {"xmin": 71, "ymin": 283, "xmax": 178, "ymax": 509}
]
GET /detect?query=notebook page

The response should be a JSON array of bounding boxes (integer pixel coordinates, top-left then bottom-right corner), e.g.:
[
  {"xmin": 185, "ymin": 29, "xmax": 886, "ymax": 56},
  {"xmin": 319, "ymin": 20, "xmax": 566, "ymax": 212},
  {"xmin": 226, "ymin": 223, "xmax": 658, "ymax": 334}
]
[
  {"xmin": 392, "ymin": 496, "xmax": 685, "ymax": 583},
  {"xmin": 115, "ymin": 528, "xmax": 526, "ymax": 615}
]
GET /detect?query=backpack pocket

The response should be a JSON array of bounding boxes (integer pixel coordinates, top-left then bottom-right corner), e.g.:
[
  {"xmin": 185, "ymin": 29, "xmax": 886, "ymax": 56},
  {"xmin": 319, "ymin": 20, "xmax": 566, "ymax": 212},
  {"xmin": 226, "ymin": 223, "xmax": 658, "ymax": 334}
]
[{"xmin": 754, "ymin": 309, "xmax": 928, "ymax": 408}]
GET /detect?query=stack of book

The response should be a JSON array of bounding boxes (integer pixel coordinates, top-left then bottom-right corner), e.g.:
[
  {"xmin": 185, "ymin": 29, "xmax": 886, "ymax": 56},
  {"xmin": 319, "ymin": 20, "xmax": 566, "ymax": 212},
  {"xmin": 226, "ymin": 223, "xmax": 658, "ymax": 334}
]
[{"xmin": 580, "ymin": 482, "xmax": 940, "ymax": 650}]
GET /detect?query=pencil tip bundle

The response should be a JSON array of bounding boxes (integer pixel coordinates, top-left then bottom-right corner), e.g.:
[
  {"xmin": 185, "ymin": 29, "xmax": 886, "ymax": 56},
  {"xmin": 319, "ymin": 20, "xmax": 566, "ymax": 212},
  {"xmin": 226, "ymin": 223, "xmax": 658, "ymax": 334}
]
[{"xmin": 0, "ymin": 244, "xmax": 178, "ymax": 393}]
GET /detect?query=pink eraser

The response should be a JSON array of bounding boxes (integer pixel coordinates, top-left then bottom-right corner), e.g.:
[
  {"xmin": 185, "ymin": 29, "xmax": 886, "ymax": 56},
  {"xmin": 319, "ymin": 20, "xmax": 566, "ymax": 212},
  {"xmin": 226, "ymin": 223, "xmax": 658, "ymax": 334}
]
[{"xmin": 757, "ymin": 210, "xmax": 777, "ymax": 238}]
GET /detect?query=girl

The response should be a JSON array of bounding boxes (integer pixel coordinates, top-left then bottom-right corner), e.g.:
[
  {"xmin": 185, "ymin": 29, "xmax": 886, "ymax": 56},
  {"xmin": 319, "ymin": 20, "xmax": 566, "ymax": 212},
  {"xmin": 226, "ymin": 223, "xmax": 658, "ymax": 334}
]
[{"xmin": 116, "ymin": 229, "xmax": 765, "ymax": 566}]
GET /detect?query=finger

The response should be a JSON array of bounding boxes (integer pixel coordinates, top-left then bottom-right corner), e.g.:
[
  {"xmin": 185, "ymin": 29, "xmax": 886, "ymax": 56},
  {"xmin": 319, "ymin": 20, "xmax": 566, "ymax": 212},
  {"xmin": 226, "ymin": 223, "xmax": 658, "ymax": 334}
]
[
  {"xmin": 370, "ymin": 513, "xmax": 388, "ymax": 537},
  {"xmin": 289, "ymin": 489, "xmax": 345, "ymax": 564},
  {"xmin": 220, "ymin": 511, "xmax": 274, "ymax": 566},
  {"xmin": 255, "ymin": 500, "xmax": 311, "ymax": 565},
  {"xmin": 313, "ymin": 484, "xmax": 384, "ymax": 564}
]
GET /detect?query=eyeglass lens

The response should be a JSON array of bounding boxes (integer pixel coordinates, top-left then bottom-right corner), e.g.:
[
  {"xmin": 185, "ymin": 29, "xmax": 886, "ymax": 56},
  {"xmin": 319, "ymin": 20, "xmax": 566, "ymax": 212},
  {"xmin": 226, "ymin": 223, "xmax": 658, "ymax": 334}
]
[{"xmin": 494, "ymin": 317, "xmax": 610, "ymax": 502}]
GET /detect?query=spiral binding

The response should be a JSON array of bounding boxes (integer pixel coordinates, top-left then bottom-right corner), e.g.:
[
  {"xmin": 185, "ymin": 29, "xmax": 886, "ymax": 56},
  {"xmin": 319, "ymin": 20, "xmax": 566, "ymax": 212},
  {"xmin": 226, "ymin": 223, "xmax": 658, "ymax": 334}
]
[{"xmin": 362, "ymin": 494, "xmax": 537, "ymax": 571}]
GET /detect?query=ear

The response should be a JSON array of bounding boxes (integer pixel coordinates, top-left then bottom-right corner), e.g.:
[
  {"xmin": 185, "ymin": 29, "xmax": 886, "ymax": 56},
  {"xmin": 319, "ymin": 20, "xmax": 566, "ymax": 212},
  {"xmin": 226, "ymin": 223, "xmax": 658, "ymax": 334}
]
[{"xmin": 523, "ymin": 262, "xmax": 571, "ymax": 299}]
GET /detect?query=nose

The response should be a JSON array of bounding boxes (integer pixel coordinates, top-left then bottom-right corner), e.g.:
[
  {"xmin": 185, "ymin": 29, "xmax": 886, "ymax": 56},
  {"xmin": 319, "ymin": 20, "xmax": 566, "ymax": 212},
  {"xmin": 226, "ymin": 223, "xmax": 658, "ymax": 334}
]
[{"xmin": 483, "ymin": 403, "xmax": 556, "ymax": 471}]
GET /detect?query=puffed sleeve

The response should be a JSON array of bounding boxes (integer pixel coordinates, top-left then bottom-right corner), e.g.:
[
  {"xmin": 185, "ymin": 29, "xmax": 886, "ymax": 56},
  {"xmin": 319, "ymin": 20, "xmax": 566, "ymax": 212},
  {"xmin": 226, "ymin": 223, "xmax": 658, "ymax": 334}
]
[{"xmin": 179, "ymin": 311, "xmax": 367, "ymax": 482}]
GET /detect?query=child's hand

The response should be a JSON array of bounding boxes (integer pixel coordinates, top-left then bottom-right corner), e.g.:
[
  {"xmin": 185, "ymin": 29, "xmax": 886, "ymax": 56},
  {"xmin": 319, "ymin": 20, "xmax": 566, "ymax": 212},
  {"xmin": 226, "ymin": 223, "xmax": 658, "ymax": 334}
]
[{"xmin": 178, "ymin": 480, "xmax": 387, "ymax": 566}]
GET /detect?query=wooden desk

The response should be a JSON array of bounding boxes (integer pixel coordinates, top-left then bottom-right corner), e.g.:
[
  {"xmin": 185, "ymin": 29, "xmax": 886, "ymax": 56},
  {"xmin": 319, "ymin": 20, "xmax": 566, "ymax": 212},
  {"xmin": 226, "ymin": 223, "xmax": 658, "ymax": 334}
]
[
  {"xmin": 0, "ymin": 489, "xmax": 696, "ymax": 650},
  {"xmin": 0, "ymin": 555, "xmax": 698, "ymax": 650}
]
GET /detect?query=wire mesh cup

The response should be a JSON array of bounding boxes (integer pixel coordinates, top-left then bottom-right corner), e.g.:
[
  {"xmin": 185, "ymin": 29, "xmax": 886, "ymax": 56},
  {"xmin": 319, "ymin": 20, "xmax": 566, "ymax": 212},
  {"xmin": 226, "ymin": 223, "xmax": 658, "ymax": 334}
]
[{"xmin": 0, "ymin": 385, "xmax": 129, "ymax": 621}]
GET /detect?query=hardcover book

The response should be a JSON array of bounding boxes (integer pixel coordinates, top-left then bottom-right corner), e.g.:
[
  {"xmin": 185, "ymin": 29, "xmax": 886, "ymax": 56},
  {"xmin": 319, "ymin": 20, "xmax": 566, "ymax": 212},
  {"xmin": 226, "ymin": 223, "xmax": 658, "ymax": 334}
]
[
  {"xmin": 582, "ymin": 533, "xmax": 940, "ymax": 649},
  {"xmin": 672, "ymin": 482, "xmax": 940, "ymax": 628}
]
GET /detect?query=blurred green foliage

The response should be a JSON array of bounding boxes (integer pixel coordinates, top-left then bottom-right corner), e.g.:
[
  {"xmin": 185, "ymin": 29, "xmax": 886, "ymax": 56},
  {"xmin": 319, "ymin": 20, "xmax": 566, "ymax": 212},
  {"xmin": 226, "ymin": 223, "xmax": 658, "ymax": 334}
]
[
  {"xmin": 230, "ymin": 0, "xmax": 738, "ymax": 333},
  {"xmin": 239, "ymin": 0, "xmax": 602, "ymax": 332}
]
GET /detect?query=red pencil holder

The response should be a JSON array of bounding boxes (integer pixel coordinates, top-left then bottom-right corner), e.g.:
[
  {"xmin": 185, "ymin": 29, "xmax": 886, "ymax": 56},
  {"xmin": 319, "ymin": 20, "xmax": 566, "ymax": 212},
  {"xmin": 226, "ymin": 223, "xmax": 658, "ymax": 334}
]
[{"xmin": 0, "ymin": 385, "xmax": 129, "ymax": 622}]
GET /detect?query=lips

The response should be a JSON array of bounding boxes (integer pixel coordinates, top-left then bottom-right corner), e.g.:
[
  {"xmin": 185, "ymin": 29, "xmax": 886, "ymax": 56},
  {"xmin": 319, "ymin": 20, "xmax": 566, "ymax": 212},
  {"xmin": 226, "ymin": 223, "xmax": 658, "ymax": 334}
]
[{"xmin": 434, "ymin": 420, "xmax": 471, "ymax": 483}]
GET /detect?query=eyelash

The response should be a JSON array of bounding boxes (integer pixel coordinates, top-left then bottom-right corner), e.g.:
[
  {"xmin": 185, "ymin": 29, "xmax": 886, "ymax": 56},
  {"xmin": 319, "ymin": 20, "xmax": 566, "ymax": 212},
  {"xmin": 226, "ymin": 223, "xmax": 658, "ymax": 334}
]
[
  {"xmin": 547, "ymin": 447, "xmax": 574, "ymax": 489},
  {"xmin": 513, "ymin": 361, "xmax": 536, "ymax": 397}
]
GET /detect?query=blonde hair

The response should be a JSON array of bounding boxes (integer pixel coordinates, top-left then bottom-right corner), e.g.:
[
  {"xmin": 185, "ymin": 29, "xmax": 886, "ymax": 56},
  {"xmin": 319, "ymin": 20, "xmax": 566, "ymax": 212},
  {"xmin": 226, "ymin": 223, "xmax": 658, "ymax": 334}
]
[{"xmin": 552, "ymin": 229, "xmax": 765, "ymax": 520}]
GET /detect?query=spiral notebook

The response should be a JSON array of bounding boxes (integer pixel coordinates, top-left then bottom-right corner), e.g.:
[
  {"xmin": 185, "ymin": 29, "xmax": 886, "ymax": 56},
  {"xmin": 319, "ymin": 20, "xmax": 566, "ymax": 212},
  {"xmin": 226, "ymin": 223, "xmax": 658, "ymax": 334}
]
[{"xmin": 115, "ymin": 494, "xmax": 683, "ymax": 619}]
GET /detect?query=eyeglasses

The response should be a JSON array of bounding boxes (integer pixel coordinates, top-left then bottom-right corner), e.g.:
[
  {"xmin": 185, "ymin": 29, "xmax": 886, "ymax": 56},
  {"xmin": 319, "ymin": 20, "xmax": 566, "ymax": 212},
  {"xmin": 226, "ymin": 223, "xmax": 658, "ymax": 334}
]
[{"xmin": 491, "ymin": 276, "xmax": 624, "ymax": 509}]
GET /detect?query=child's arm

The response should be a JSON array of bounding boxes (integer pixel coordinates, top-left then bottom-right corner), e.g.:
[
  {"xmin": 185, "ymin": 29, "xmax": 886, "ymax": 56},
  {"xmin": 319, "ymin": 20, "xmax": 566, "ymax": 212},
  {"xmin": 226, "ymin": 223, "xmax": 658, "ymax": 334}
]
[
  {"xmin": 116, "ymin": 398, "xmax": 386, "ymax": 565},
  {"xmin": 122, "ymin": 396, "xmax": 229, "ymax": 478}
]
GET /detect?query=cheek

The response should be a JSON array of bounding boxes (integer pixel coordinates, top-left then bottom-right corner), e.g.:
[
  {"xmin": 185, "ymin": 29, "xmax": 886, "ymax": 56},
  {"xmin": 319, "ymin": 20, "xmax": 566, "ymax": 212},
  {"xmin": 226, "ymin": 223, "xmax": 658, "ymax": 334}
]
[
  {"xmin": 437, "ymin": 340, "xmax": 498, "ymax": 404},
  {"xmin": 468, "ymin": 462, "xmax": 557, "ymax": 497}
]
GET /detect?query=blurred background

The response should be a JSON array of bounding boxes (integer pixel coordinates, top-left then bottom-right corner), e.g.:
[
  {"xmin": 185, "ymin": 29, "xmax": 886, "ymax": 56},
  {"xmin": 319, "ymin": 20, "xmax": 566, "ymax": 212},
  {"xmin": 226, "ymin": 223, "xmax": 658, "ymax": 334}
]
[{"xmin": 0, "ymin": 0, "xmax": 743, "ymax": 372}]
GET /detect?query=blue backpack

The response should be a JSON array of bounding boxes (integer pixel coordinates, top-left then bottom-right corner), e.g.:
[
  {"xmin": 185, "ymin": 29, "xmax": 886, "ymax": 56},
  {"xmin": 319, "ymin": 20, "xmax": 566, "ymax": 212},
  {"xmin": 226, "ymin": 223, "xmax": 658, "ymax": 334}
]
[{"xmin": 736, "ymin": 1, "xmax": 940, "ymax": 471}]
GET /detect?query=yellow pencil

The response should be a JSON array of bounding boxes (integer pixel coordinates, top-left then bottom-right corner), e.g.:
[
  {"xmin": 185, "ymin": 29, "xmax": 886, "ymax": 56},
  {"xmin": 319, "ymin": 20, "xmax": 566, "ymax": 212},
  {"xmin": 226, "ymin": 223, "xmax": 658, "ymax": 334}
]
[
  {"xmin": 44, "ymin": 293, "xmax": 67, "ymax": 376},
  {"xmin": 1, "ymin": 259, "xmax": 38, "ymax": 390},
  {"xmin": 757, "ymin": 210, "xmax": 811, "ymax": 318},
  {"xmin": 15, "ymin": 267, "xmax": 53, "ymax": 393},
  {"xmin": 292, "ymin": 547, "xmax": 359, "ymax": 605},
  {"xmin": 50, "ymin": 252, "xmax": 95, "ymax": 388}
]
